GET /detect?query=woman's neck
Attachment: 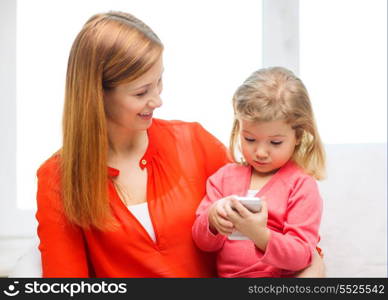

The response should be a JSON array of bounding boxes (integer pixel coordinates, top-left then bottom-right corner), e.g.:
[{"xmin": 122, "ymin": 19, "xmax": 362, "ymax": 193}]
[{"xmin": 107, "ymin": 121, "xmax": 148, "ymax": 159}]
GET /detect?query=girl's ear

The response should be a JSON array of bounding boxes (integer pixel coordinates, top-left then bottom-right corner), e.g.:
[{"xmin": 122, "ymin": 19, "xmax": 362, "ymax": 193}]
[
  {"xmin": 294, "ymin": 128, "xmax": 303, "ymax": 146},
  {"xmin": 296, "ymin": 134, "xmax": 301, "ymax": 146}
]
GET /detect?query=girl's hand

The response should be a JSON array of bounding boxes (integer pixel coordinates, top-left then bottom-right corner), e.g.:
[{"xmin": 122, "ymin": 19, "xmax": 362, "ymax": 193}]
[
  {"xmin": 208, "ymin": 196, "xmax": 235, "ymax": 236},
  {"xmin": 225, "ymin": 198, "xmax": 270, "ymax": 251}
]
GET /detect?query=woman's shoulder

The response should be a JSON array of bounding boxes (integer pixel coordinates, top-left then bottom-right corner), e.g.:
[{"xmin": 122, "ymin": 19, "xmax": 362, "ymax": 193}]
[
  {"xmin": 37, "ymin": 152, "xmax": 61, "ymax": 179},
  {"xmin": 152, "ymin": 118, "xmax": 203, "ymax": 131},
  {"xmin": 152, "ymin": 118, "xmax": 220, "ymax": 144},
  {"xmin": 151, "ymin": 119, "xmax": 229, "ymax": 173}
]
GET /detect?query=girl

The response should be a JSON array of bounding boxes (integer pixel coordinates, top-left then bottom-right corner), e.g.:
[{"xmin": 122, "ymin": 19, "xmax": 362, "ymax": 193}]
[{"xmin": 192, "ymin": 67, "xmax": 325, "ymax": 278}]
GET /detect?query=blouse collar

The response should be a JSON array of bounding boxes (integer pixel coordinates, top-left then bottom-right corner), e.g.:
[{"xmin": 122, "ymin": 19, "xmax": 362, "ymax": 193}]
[{"xmin": 107, "ymin": 120, "xmax": 158, "ymax": 177}]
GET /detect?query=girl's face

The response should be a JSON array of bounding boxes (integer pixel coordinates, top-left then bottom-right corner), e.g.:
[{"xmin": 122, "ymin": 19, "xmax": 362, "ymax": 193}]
[
  {"xmin": 104, "ymin": 56, "xmax": 164, "ymax": 132},
  {"xmin": 239, "ymin": 119, "xmax": 299, "ymax": 175}
]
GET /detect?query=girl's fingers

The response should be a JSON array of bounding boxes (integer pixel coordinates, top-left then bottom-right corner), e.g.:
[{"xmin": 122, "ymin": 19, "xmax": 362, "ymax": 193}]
[
  {"xmin": 224, "ymin": 201, "xmax": 240, "ymax": 222},
  {"xmin": 216, "ymin": 197, "xmax": 232, "ymax": 218},
  {"xmin": 218, "ymin": 217, "xmax": 234, "ymax": 229},
  {"xmin": 216, "ymin": 204, "xmax": 228, "ymax": 218},
  {"xmin": 213, "ymin": 220, "xmax": 233, "ymax": 236},
  {"xmin": 217, "ymin": 221, "xmax": 234, "ymax": 235},
  {"xmin": 230, "ymin": 199, "xmax": 251, "ymax": 218},
  {"xmin": 216, "ymin": 195, "xmax": 238, "ymax": 218}
]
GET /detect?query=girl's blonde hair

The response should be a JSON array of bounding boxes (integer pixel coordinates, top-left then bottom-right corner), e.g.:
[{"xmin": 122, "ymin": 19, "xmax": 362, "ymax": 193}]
[
  {"xmin": 61, "ymin": 11, "xmax": 163, "ymax": 230},
  {"xmin": 229, "ymin": 67, "xmax": 326, "ymax": 180}
]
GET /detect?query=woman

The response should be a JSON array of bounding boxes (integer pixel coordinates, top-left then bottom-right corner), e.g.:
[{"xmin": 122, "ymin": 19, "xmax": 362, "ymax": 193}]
[{"xmin": 36, "ymin": 11, "xmax": 324, "ymax": 277}]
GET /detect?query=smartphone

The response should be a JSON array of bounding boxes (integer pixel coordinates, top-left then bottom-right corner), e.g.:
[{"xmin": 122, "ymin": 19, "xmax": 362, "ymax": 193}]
[
  {"xmin": 234, "ymin": 196, "xmax": 262, "ymax": 213},
  {"xmin": 228, "ymin": 196, "xmax": 262, "ymax": 240}
]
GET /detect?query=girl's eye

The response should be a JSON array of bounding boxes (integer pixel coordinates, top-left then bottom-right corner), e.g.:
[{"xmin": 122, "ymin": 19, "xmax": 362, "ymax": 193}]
[
  {"xmin": 244, "ymin": 137, "xmax": 255, "ymax": 142},
  {"xmin": 271, "ymin": 141, "xmax": 283, "ymax": 145}
]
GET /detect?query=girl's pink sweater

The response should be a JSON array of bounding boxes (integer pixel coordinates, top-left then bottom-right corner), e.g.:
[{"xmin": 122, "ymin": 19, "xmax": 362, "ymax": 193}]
[{"xmin": 192, "ymin": 161, "xmax": 322, "ymax": 278}]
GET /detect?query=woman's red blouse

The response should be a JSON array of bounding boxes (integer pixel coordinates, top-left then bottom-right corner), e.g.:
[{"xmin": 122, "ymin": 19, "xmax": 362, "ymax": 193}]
[{"xmin": 36, "ymin": 119, "xmax": 229, "ymax": 277}]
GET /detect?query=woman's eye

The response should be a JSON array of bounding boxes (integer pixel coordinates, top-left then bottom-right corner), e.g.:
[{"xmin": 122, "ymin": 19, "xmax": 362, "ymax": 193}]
[
  {"xmin": 271, "ymin": 141, "xmax": 283, "ymax": 145},
  {"xmin": 135, "ymin": 91, "xmax": 147, "ymax": 97},
  {"xmin": 244, "ymin": 137, "xmax": 255, "ymax": 142}
]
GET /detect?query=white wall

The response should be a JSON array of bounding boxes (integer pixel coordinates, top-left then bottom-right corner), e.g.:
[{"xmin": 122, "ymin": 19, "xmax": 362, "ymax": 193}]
[
  {"xmin": 0, "ymin": 0, "xmax": 386, "ymax": 277},
  {"xmin": 0, "ymin": 0, "xmax": 37, "ymax": 238},
  {"xmin": 319, "ymin": 143, "xmax": 387, "ymax": 277},
  {"xmin": 300, "ymin": 0, "xmax": 387, "ymax": 144}
]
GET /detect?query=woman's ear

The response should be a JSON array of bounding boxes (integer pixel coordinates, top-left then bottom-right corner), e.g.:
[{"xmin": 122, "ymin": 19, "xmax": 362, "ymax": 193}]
[
  {"xmin": 102, "ymin": 88, "xmax": 114, "ymax": 118},
  {"xmin": 103, "ymin": 88, "xmax": 110, "ymax": 102}
]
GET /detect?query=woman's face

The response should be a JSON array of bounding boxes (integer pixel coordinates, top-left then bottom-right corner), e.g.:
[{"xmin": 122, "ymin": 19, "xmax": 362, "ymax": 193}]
[{"xmin": 104, "ymin": 56, "xmax": 164, "ymax": 132}]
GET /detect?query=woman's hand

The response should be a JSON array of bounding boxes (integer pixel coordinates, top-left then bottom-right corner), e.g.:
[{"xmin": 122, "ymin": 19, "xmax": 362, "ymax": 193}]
[
  {"xmin": 295, "ymin": 248, "xmax": 326, "ymax": 277},
  {"xmin": 225, "ymin": 197, "xmax": 270, "ymax": 251},
  {"xmin": 208, "ymin": 196, "xmax": 235, "ymax": 236}
]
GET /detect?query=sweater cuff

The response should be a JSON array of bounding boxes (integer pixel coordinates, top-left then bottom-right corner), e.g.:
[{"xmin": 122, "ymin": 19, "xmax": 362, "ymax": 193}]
[
  {"xmin": 192, "ymin": 211, "xmax": 227, "ymax": 252},
  {"xmin": 255, "ymin": 229, "xmax": 313, "ymax": 271}
]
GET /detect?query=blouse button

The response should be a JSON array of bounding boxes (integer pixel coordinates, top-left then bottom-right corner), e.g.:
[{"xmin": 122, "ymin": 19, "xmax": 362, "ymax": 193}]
[{"xmin": 141, "ymin": 159, "xmax": 147, "ymax": 165}]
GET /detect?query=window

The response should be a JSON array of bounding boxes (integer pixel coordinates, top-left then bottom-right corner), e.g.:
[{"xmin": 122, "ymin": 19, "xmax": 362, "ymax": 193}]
[{"xmin": 299, "ymin": 0, "xmax": 387, "ymax": 144}]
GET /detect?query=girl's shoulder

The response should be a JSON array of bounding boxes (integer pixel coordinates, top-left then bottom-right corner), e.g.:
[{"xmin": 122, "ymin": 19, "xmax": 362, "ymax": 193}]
[
  {"xmin": 280, "ymin": 160, "xmax": 312, "ymax": 179},
  {"xmin": 278, "ymin": 160, "xmax": 319, "ymax": 190},
  {"xmin": 207, "ymin": 163, "xmax": 251, "ymax": 196},
  {"xmin": 211, "ymin": 162, "xmax": 250, "ymax": 178},
  {"xmin": 220, "ymin": 162, "xmax": 249, "ymax": 172}
]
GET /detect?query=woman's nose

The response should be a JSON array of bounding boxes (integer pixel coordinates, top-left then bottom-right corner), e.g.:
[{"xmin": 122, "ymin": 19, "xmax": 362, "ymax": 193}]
[{"xmin": 148, "ymin": 92, "xmax": 163, "ymax": 108}]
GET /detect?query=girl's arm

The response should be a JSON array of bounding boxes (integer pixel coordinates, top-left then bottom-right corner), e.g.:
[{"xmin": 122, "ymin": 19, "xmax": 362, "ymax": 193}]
[
  {"xmin": 36, "ymin": 162, "xmax": 90, "ymax": 277},
  {"xmin": 262, "ymin": 176, "xmax": 323, "ymax": 271},
  {"xmin": 192, "ymin": 171, "xmax": 229, "ymax": 252},
  {"xmin": 227, "ymin": 176, "xmax": 322, "ymax": 271}
]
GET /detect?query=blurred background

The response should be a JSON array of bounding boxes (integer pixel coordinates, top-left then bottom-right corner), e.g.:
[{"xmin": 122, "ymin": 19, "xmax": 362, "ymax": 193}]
[{"xmin": 0, "ymin": 0, "xmax": 386, "ymax": 277}]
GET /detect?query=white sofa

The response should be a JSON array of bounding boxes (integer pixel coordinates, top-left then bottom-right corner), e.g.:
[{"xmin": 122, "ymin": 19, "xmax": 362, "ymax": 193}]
[
  {"xmin": 8, "ymin": 143, "xmax": 387, "ymax": 277},
  {"xmin": 318, "ymin": 143, "xmax": 387, "ymax": 277}
]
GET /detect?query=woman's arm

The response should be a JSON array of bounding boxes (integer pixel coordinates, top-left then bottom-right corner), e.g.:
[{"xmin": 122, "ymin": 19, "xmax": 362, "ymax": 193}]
[{"xmin": 36, "ymin": 159, "xmax": 90, "ymax": 277}]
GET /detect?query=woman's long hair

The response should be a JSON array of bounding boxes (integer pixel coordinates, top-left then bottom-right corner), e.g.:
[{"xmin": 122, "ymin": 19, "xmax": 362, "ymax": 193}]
[
  {"xmin": 61, "ymin": 11, "xmax": 163, "ymax": 230},
  {"xmin": 229, "ymin": 67, "xmax": 326, "ymax": 180}
]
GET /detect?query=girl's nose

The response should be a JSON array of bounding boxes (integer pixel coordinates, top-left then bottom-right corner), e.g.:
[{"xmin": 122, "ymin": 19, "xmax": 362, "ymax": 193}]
[{"xmin": 255, "ymin": 147, "xmax": 269, "ymax": 159}]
